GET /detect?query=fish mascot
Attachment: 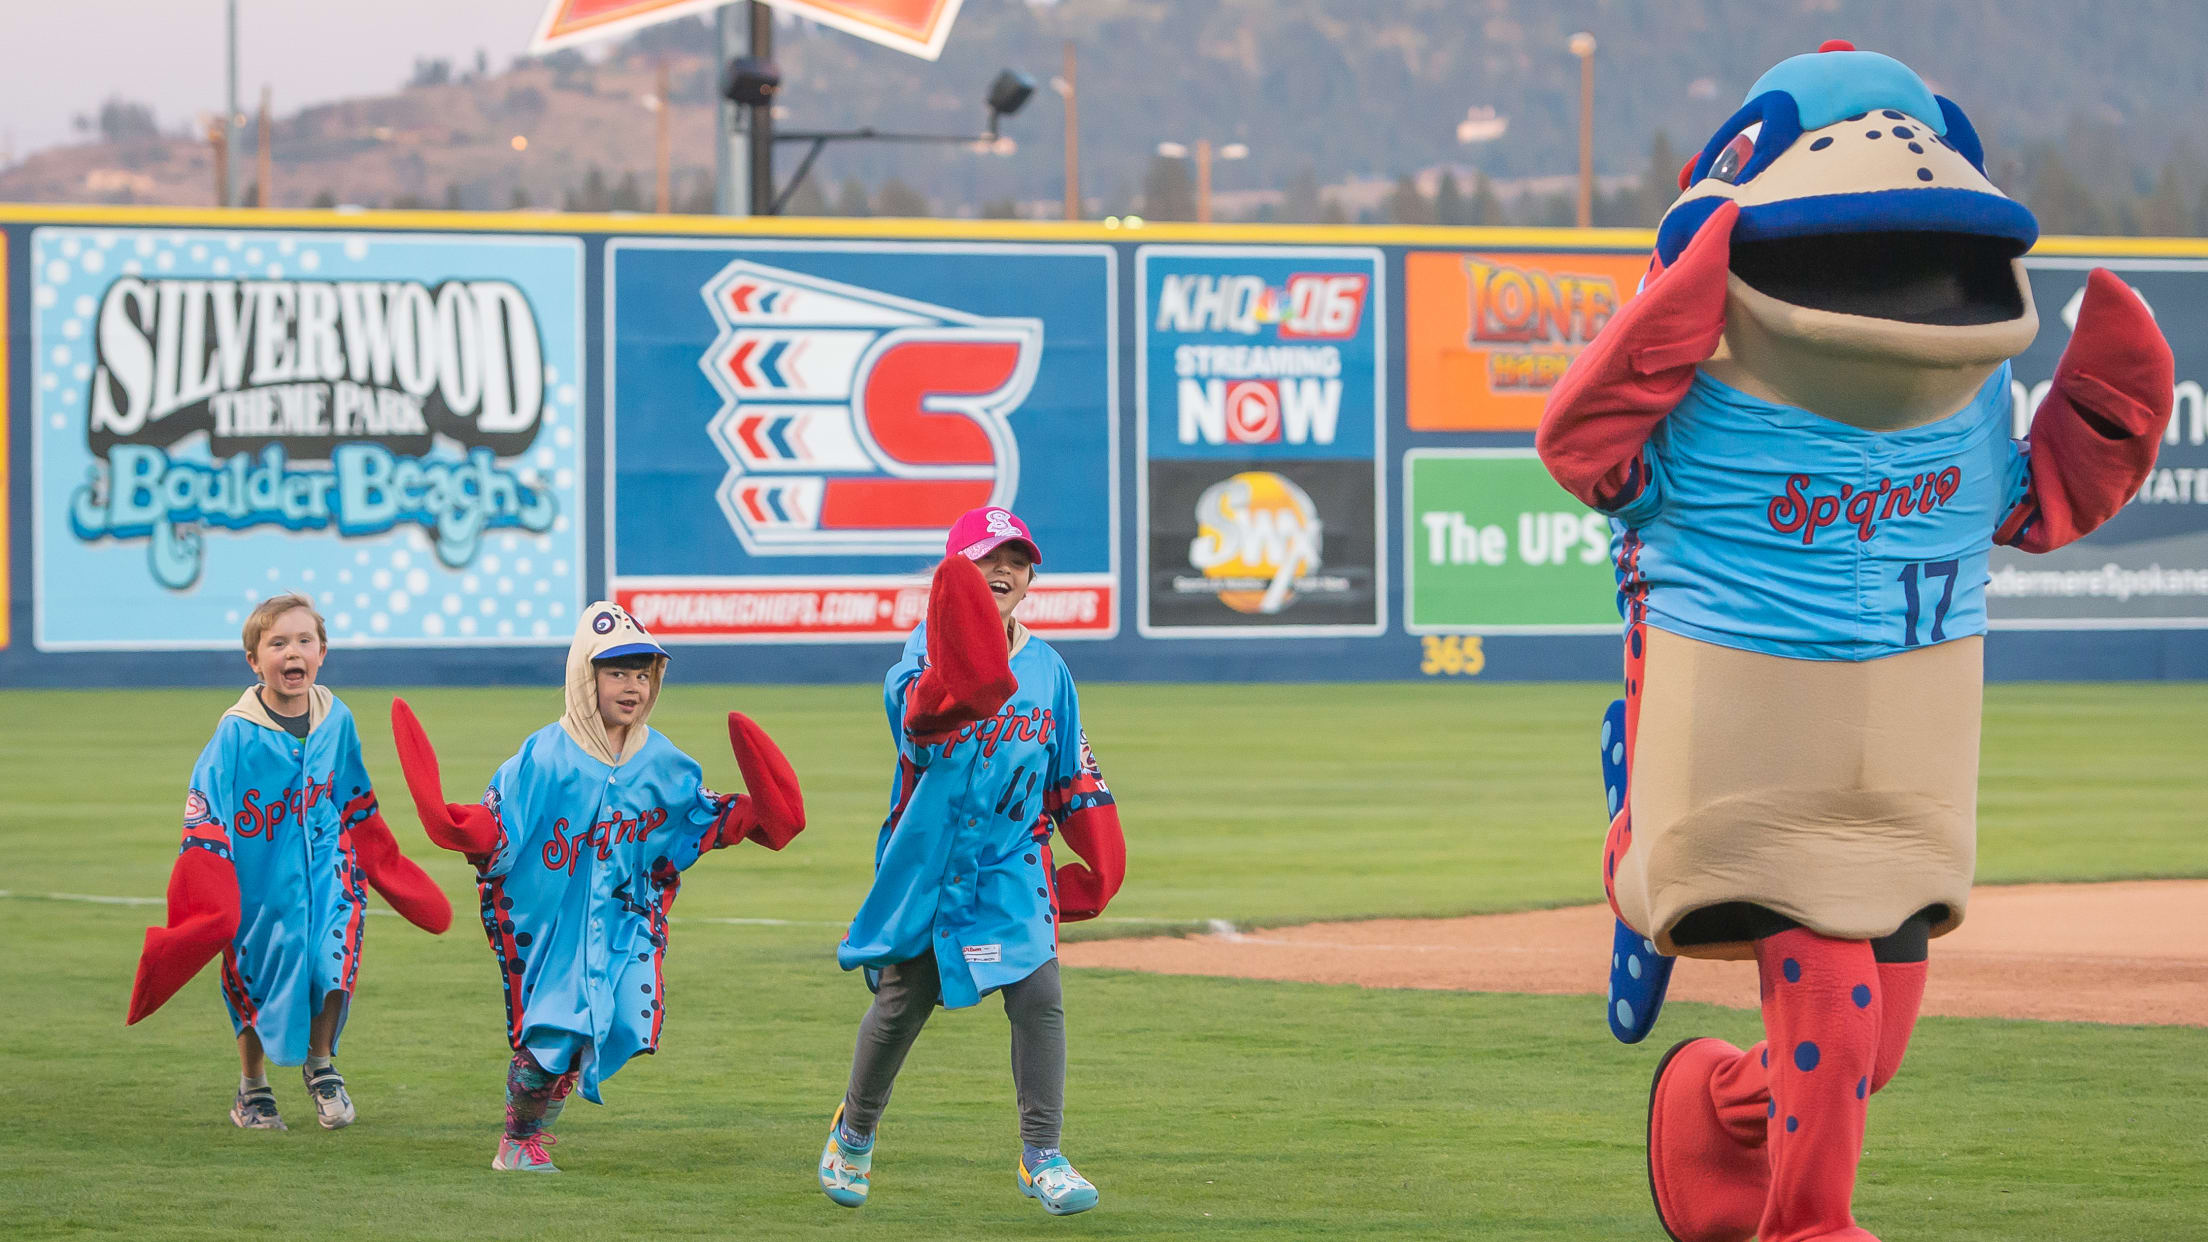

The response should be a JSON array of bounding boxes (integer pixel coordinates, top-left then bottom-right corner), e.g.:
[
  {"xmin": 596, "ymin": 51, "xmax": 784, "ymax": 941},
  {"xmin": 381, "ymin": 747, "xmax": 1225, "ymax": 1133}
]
[{"xmin": 1537, "ymin": 41, "xmax": 2174, "ymax": 1242}]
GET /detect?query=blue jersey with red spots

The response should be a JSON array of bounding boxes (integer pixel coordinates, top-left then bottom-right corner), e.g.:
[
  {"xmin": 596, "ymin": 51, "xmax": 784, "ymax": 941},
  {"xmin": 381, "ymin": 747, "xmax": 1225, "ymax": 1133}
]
[
  {"xmin": 1609, "ymin": 365, "xmax": 2029, "ymax": 660},
  {"xmin": 181, "ymin": 694, "xmax": 379, "ymax": 1065},
  {"xmin": 837, "ymin": 626, "xmax": 1112, "ymax": 1010},
  {"xmin": 471, "ymin": 724, "xmax": 730, "ymax": 1102}
]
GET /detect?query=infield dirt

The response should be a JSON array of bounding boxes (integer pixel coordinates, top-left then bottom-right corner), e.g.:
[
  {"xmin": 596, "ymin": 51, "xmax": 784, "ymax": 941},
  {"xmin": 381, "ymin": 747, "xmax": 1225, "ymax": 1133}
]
[{"xmin": 1066, "ymin": 880, "xmax": 2208, "ymax": 1026}]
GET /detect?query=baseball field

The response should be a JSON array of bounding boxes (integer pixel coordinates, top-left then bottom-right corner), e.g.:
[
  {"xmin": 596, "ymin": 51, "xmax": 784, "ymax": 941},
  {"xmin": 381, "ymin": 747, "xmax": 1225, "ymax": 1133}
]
[{"xmin": 3, "ymin": 681, "xmax": 2203, "ymax": 1240}]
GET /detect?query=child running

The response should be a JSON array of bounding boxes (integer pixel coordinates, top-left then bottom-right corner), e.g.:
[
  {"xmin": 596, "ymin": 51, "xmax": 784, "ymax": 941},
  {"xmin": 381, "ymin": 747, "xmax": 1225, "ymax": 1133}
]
[
  {"xmin": 820, "ymin": 506, "xmax": 1127, "ymax": 1216},
  {"xmin": 389, "ymin": 601, "xmax": 804, "ymax": 1172},
  {"xmin": 128, "ymin": 592, "xmax": 453, "ymax": 1132}
]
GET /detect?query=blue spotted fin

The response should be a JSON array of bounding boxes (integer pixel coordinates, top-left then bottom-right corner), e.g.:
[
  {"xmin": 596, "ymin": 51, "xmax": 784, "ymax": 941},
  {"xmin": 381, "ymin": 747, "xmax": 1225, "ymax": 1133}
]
[{"xmin": 1599, "ymin": 698, "xmax": 1674, "ymax": 1044}]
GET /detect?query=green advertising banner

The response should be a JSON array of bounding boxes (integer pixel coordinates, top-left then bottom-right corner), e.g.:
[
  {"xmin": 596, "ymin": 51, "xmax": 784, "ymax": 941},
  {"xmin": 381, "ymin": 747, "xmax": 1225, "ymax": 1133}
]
[{"xmin": 1403, "ymin": 449, "xmax": 1623, "ymax": 633}]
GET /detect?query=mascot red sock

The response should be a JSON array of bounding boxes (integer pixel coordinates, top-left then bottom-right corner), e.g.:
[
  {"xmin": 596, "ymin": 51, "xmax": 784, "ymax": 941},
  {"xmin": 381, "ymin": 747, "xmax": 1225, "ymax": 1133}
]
[{"xmin": 1652, "ymin": 932, "xmax": 1932, "ymax": 1242}]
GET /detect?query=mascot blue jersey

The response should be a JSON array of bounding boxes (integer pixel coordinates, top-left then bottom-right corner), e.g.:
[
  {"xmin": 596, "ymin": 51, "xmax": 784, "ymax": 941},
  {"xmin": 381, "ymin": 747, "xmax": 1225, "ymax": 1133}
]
[
  {"xmin": 1611, "ymin": 364, "xmax": 2029, "ymax": 661},
  {"xmin": 837, "ymin": 624, "xmax": 1110, "ymax": 1010},
  {"xmin": 473, "ymin": 724, "xmax": 728, "ymax": 1102}
]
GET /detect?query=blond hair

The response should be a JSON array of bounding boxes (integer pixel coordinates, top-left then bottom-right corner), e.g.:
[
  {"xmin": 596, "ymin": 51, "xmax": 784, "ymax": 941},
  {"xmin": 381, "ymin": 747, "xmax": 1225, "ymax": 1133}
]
[{"xmin": 242, "ymin": 592, "xmax": 328, "ymax": 654}]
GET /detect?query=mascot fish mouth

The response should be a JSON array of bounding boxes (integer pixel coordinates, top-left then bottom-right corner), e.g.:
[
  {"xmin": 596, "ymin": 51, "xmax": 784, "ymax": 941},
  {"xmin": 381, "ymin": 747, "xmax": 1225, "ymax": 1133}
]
[
  {"xmin": 1656, "ymin": 44, "xmax": 2039, "ymax": 331},
  {"xmin": 1728, "ymin": 212, "xmax": 2030, "ymax": 328}
]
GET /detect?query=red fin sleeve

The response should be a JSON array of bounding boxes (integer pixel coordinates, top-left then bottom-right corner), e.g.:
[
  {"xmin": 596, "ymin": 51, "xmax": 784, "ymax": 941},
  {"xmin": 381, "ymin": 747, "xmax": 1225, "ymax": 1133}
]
[
  {"xmin": 127, "ymin": 847, "xmax": 240, "ymax": 1024},
  {"xmin": 905, "ymin": 555, "xmax": 1017, "ymax": 742},
  {"xmin": 1536, "ymin": 199, "xmax": 1737, "ymax": 512},
  {"xmin": 1997, "ymin": 268, "xmax": 2175, "ymax": 552}
]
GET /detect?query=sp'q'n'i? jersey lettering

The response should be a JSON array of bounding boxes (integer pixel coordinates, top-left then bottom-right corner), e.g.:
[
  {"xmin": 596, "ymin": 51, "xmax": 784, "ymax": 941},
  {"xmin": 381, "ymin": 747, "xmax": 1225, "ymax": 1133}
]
[
  {"xmin": 1610, "ymin": 365, "xmax": 2028, "ymax": 660},
  {"xmin": 470, "ymin": 723, "xmax": 731, "ymax": 1103},
  {"xmin": 837, "ymin": 625, "xmax": 1113, "ymax": 1010},
  {"xmin": 183, "ymin": 695, "xmax": 381, "ymax": 1064}
]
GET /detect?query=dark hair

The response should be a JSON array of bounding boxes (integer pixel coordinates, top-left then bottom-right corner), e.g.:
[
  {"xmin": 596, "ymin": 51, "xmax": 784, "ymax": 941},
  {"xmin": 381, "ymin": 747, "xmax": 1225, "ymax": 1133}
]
[{"xmin": 593, "ymin": 652, "xmax": 658, "ymax": 672}]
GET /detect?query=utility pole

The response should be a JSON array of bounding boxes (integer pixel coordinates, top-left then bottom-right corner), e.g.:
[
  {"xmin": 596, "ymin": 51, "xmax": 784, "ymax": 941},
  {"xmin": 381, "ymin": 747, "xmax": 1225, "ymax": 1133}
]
[
  {"xmin": 1570, "ymin": 31, "xmax": 1596, "ymax": 229},
  {"xmin": 256, "ymin": 85, "xmax": 272, "ymax": 208},
  {"xmin": 207, "ymin": 116, "xmax": 229, "ymax": 208},
  {"xmin": 655, "ymin": 61, "xmax": 672, "ymax": 212},
  {"xmin": 1061, "ymin": 41, "xmax": 1079, "ymax": 220},
  {"xmin": 225, "ymin": 0, "xmax": 240, "ymax": 207},
  {"xmin": 1196, "ymin": 138, "xmax": 1213, "ymax": 224},
  {"xmin": 746, "ymin": 1, "xmax": 774, "ymax": 216},
  {"xmin": 713, "ymin": 3, "xmax": 750, "ymax": 215}
]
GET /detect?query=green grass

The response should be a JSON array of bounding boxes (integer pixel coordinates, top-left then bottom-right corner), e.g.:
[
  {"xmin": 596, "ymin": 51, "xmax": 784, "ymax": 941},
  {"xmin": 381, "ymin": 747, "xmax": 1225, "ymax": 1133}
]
[{"xmin": 2, "ymin": 682, "xmax": 2203, "ymax": 1239}]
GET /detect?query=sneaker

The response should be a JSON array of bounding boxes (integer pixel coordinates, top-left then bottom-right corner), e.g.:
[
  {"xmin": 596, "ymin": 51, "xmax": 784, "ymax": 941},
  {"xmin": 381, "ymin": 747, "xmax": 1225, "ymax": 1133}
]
[
  {"xmin": 542, "ymin": 1071, "xmax": 577, "ymax": 1131},
  {"xmin": 492, "ymin": 1132, "xmax": 560, "ymax": 1172},
  {"xmin": 1018, "ymin": 1153, "xmax": 1099, "ymax": 1216},
  {"xmin": 302, "ymin": 1063, "xmax": 356, "ymax": 1130},
  {"xmin": 229, "ymin": 1085, "xmax": 287, "ymax": 1131},
  {"xmin": 817, "ymin": 1103, "xmax": 872, "ymax": 1208}
]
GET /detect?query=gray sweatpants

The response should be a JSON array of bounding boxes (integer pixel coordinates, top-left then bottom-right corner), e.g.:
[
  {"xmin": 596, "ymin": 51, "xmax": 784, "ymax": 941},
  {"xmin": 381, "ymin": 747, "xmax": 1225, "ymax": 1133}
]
[{"xmin": 840, "ymin": 955, "xmax": 1064, "ymax": 1149}]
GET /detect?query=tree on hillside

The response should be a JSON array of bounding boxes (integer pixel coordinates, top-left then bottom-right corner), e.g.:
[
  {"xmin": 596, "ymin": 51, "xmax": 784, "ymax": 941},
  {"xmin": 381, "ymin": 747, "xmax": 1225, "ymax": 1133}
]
[
  {"xmin": 2024, "ymin": 150, "xmax": 2109, "ymax": 235},
  {"xmin": 876, "ymin": 179, "xmax": 929, "ymax": 217},
  {"xmin": 89, "ymin": 98, "xmax": 160, "ymax": 144},
  {"xmin": 1433, "ymin": 172, "xmax": 1468, "ymax": 225},
  {"xmin": 409, "ymin": 58, "xmax": 452, "ymax": 89},
  {"xmin": 835, "ymin": 178, "xmax": 872, "ymax": 217},
  {"xmin": 1142, "ymin": 155, "xmax": 1196, "ymax": 221},
  {"xmin": 1468, "ymin": 171, "xmax": 1504, "ymax": 226},
  {"xmin": 1279, "ymin": 165, "xmax": 1323, "ymax": 223},
  {"xmin": 1387, "ymin": 173, "xmax": 1435, "ymax": 225},
  {"xmin": 782, "ymin": 175, "xmax": 830, "ymax": 216}
]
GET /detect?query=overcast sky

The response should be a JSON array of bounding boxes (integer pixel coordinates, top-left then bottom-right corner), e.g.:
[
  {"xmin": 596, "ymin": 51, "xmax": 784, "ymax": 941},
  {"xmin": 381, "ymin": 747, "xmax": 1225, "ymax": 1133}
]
[{"xmin": 0, "ymin": 0, "xmax": 560, "ymax": 160}]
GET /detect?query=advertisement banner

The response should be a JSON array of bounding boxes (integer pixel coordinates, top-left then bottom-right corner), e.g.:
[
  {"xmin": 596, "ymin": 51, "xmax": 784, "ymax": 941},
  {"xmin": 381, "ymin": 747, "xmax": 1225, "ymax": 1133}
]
[
  {"xmin": 532, "ymin": 0, "xmax": 964, "ymax": 60},
  {"xmin": 1405, "ymin": 249, "xmax": 1647, "ymax": 432},
  {"xmin": 606, "ymin": 239, "xmax": 1118, "ymax": 642},
  {"xmin": 1403, "ymin": 449, "xmax": 1621, "ymax": 633},
  {"xmin": 1137, "ymin": 245, "xmax": 1386, "ymax": 635},
  {"xmin": 1, "ymin": 229, "xmax": 10, "ymax": 652},
  {"xmin": 1989, "ymin": 259, "xmax": 2208, "ymax": 628},
  {"xmin": 31, "ymin": 227, "xmax": 586, "ymax": 650}
]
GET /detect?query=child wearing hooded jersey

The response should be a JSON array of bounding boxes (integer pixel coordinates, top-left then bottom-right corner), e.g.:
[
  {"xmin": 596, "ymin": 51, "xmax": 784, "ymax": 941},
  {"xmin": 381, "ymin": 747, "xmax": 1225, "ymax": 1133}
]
[
  {"xmin": 389, "ymin": 601, "xmax": 805, "ymax": 1172},
  {"xmin": 819, "ymin": 506, "xmax": 1128, "ymax": 1216},
  {"xmin": 127, "ymin": 593, "xmax": 453, "ymax": 1132}
]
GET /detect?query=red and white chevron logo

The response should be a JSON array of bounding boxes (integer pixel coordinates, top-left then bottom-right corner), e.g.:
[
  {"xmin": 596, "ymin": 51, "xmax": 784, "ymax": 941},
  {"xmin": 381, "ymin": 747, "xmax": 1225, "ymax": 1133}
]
[{"xmin": 697, "ymin": 260, "xmax": 1042, "ymax": 556}]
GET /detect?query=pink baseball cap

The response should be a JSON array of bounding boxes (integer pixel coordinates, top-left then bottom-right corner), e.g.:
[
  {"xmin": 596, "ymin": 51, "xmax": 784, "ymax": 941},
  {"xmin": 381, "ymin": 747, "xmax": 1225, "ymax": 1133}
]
[{"xmin": 946, "ymin": 505, "xmax": 1042, "ymax": 565}]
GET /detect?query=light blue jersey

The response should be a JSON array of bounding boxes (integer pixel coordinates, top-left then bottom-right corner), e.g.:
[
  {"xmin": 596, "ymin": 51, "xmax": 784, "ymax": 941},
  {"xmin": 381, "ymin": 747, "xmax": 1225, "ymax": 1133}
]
[
  {"xmin": 1611, "ymin": 366, "xmax": 2029, "ymax": 660},
  {"xmin": 472, "ymin": 723, "xmax": 729, "ymax": 1102},
  {"xmin": 184, "ymin": 691, "xmax": 379, "ymax": 1065},
  {"xmin": 837, "ymin": 626, "xmax": 1112, "ymax": 1010}
]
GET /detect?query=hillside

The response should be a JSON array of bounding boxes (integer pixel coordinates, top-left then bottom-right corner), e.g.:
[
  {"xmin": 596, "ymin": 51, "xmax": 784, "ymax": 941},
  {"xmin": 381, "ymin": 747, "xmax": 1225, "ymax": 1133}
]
[{"xmin": 3, "ymin": 0, "xmax": 2205, "ymax": 230}]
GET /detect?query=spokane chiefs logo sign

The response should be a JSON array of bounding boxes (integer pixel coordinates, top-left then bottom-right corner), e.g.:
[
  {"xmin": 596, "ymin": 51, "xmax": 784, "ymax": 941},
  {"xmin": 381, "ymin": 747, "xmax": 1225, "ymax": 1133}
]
[{"xmin": 699, "ymin": 260, "xmax": 1041, "ymax": 555}]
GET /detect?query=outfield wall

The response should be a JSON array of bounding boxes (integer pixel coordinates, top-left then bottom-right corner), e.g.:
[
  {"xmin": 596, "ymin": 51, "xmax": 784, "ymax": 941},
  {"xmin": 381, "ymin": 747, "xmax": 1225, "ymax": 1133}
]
[{"xmin": 4, "ymin": 204, "xmax": 2205, "ymax": 687}]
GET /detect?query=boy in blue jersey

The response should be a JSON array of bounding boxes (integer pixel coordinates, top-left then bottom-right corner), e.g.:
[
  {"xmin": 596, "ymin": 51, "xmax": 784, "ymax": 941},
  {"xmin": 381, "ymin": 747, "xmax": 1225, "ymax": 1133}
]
[
  {"xmin": 128, "ymin": 593, "xmax": 453, "ymax": 1132},
  {"xmin": 819, "ymin": 506, "xmax": 1127, "ymax": 1217},
  {"xmin": 389, "ymin": 602, "xmax": 805, "ymax": 1173}
]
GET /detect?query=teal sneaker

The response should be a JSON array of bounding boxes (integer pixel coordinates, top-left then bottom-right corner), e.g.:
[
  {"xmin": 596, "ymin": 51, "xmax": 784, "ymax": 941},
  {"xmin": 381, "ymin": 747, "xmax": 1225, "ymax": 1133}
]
[
  {"xmin": 1018, "ymin": 1153, "xmax": 1099, "ymax": 1216},
  {"xmin": 492, "ymin": 1132, "xmax": 560, "ymax": 1172},
  {"xmin": 818, "ymin": 1104, "xmax": 872, "ymax": 1208}
]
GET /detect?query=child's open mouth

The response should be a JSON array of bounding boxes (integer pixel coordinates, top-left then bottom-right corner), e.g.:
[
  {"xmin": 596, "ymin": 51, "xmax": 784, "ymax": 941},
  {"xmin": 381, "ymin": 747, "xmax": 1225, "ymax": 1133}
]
[{"xmin": 989, "ymin": 580, "xmax": 1011, "ymax": 596}]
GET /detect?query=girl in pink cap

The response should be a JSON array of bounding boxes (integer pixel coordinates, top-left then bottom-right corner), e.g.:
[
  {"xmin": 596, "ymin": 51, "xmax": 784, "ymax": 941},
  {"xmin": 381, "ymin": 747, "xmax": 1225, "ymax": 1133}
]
[{"xmin": 819, "ymin": 505, "xmax": 1128, "ymax": 1216}]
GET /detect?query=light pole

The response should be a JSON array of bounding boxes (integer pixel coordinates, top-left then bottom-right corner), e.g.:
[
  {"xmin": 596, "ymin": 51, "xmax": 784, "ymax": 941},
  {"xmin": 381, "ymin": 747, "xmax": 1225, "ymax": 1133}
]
[
  {"xmin": 1158, "ymin": 139, "xmax": 1248, "ymax": 224},
  {"xmin": 1570, "ymin": 31, "xmax": 1596, "ymax": 229},
  {"xmin": 1053, "ymin": 41, "xmax": 1079, "ymax": 220}
]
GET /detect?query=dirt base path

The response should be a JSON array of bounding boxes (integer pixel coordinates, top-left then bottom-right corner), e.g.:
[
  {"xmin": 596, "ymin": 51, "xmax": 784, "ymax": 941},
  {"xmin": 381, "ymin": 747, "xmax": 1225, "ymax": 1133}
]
[{"xmin": 1064, "ymin": 881, "xmax": 2208, "ymax": 1026}]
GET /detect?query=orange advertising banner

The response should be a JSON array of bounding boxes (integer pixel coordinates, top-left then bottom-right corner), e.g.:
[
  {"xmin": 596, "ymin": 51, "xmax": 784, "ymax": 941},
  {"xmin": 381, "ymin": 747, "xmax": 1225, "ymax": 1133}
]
[
  {"xmin": 533, "ymin": 0, "xmax": 964, "ymax": 60},
  {"xmin": 1405, "ymin": 249, "xmax": 1651, "ymax": 432}
]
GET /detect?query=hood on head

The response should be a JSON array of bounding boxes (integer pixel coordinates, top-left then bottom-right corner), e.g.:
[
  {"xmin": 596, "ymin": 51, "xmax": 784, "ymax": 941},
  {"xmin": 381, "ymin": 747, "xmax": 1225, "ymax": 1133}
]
[
  {"xmin": 562, "ymin": 602, "xmax": 669, "ymax": 766},
  {"xmin": 1656, "ymin": 46, "xmax": 2038, "ymax": 336}
]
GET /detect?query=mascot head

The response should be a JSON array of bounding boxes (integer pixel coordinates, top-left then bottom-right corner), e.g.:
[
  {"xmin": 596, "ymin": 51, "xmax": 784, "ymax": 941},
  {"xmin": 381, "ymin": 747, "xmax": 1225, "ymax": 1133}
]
[{"xmin": 1658, "ymin": 41, "xmax": 2040, "ymax": 428}]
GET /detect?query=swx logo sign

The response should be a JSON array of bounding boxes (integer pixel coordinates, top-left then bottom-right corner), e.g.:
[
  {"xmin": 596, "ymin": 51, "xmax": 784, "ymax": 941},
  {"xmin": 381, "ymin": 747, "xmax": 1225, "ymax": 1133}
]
[
  {"xmin": 1156, "ymin": 271, "xmax": 1366, "ymax": 448},
  {"xmin": 699, "ymin": 260, "xmax": 1042, "ymax": 555}
]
